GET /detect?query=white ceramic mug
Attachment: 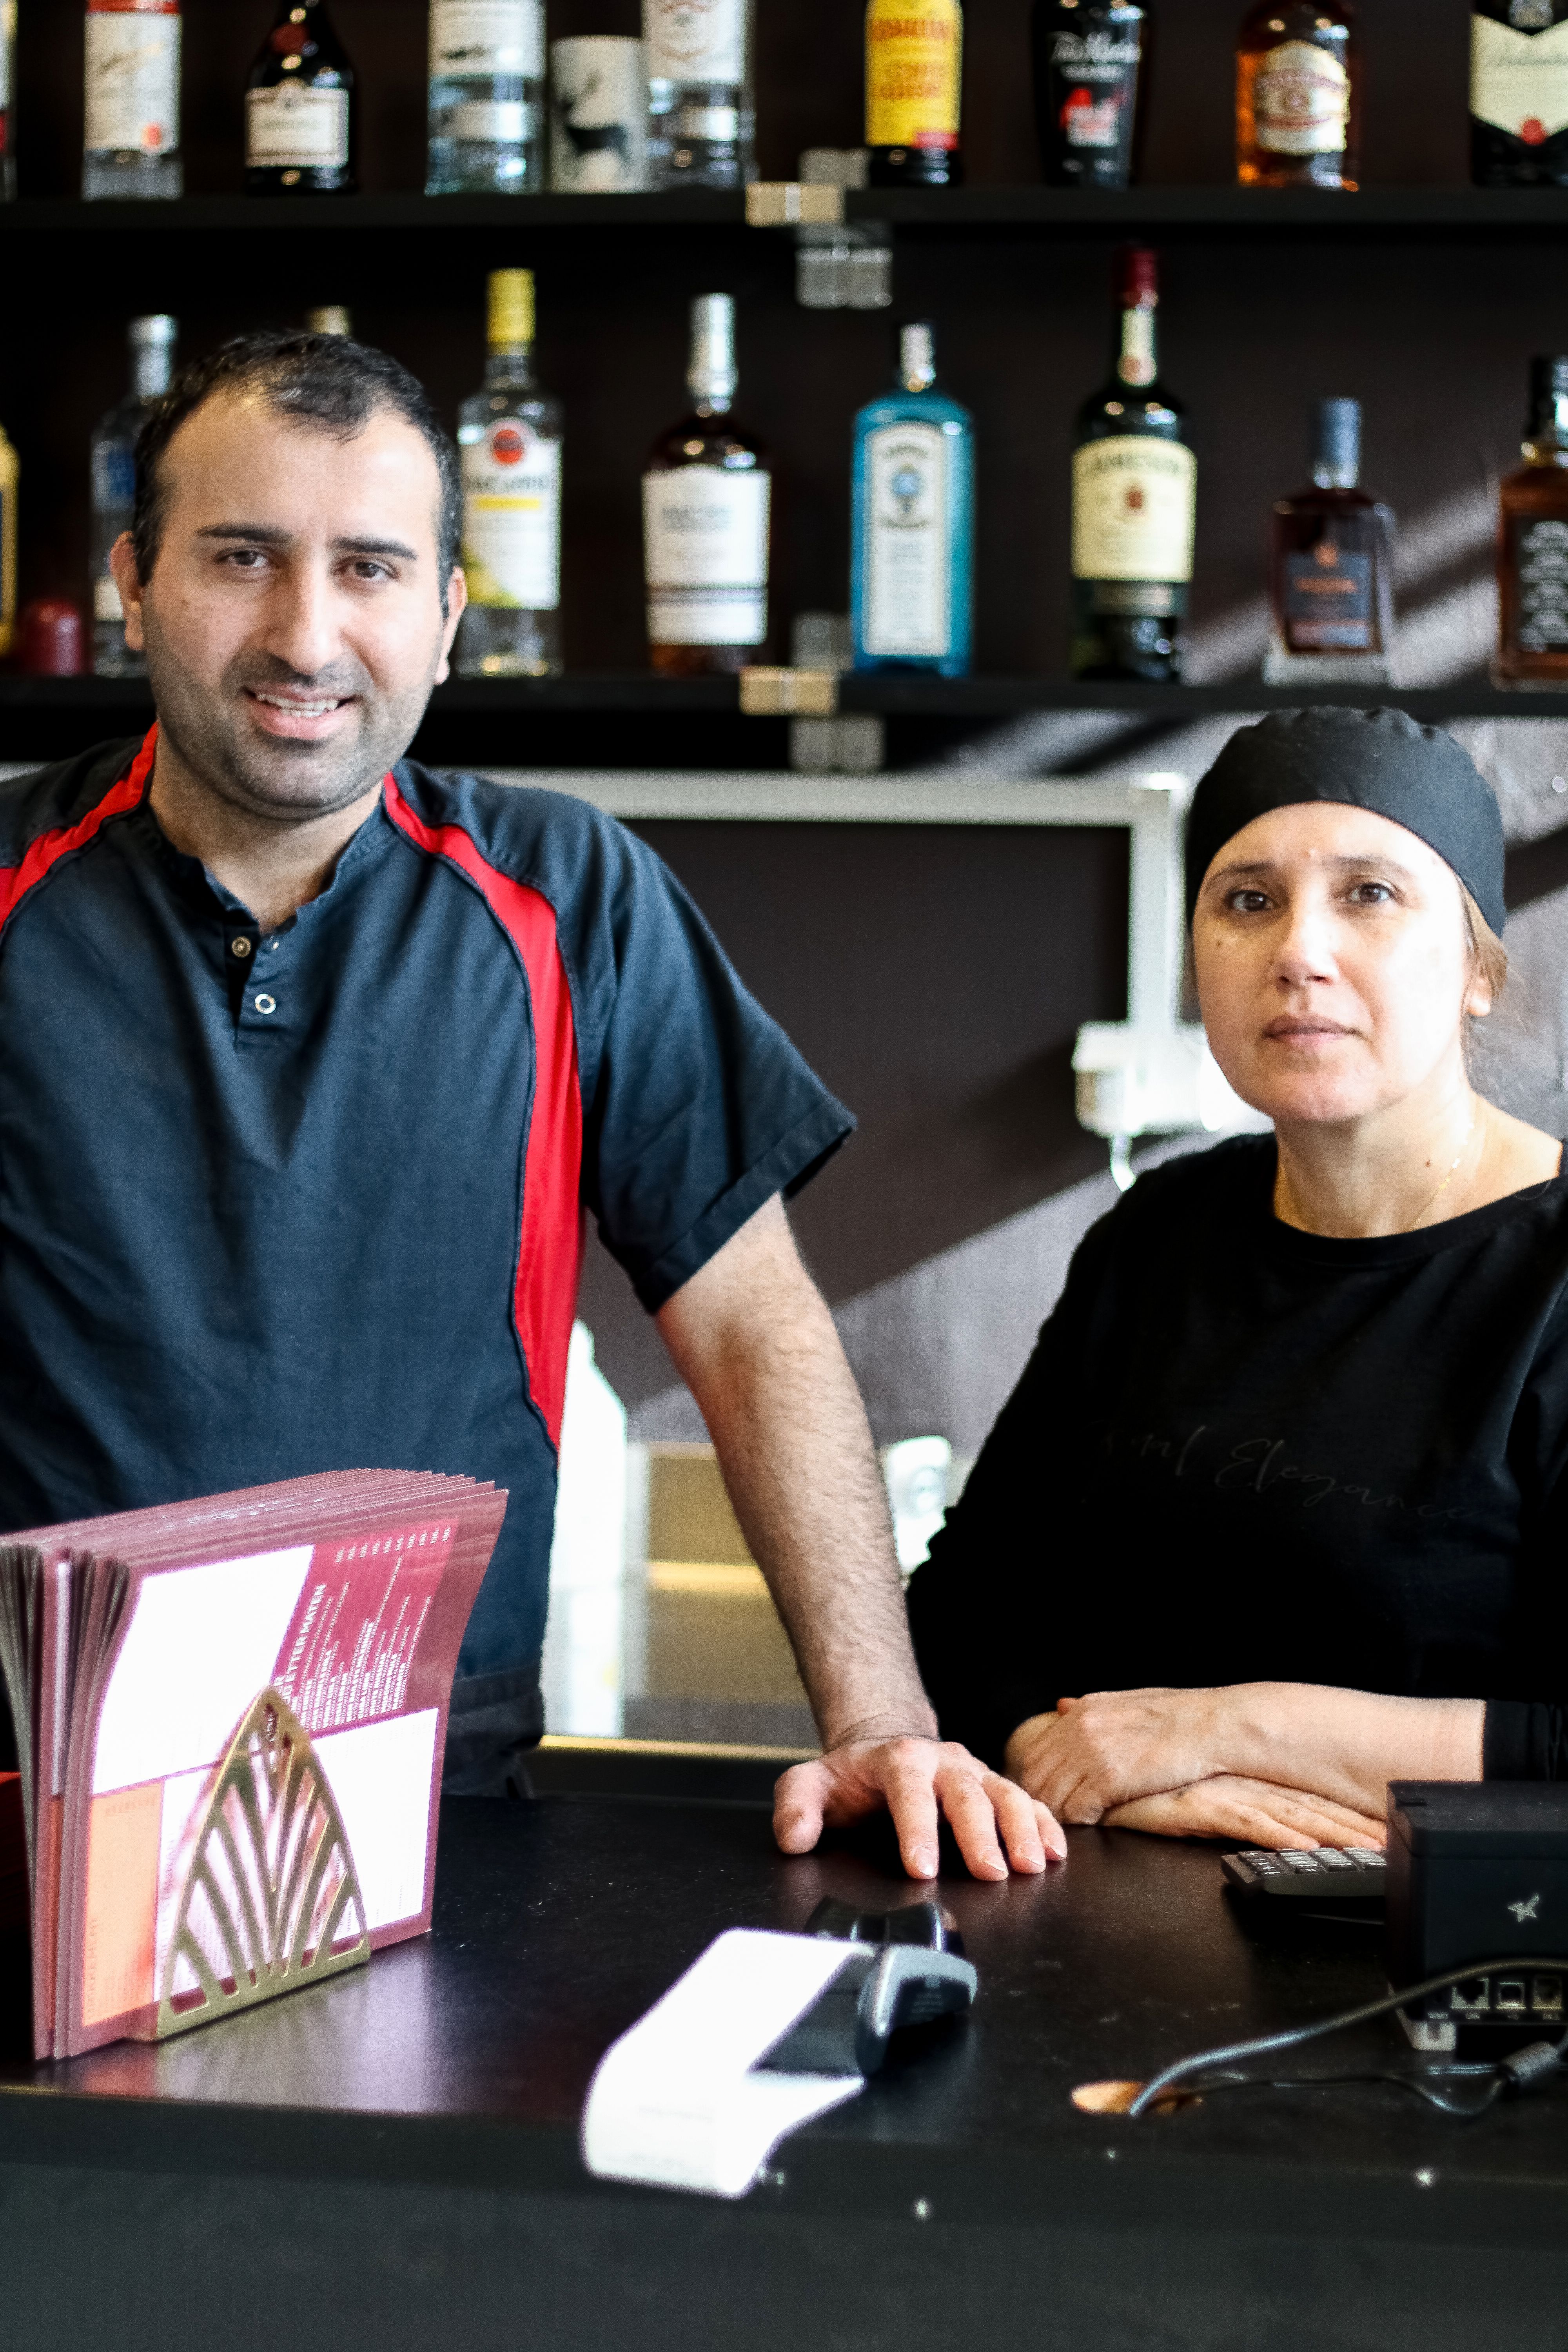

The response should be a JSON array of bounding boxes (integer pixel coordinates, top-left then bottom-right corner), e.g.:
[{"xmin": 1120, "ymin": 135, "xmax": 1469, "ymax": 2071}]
[{"xmin": 550, "ymin": 37, "xmax": 648, "ymax": 191}]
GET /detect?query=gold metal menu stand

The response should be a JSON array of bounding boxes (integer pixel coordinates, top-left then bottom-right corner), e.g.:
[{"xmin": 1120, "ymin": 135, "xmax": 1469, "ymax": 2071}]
[{"xmin": 154, "ymin": 1685, "xmax": 370, "ymax": 2041}]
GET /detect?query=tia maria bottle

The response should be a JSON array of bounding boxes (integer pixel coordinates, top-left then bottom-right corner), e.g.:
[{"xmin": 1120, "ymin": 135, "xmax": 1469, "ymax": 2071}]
[
  {"xmin": 1472, "ymin": 1, "xmax": 1568, "ymax": 187},
  {"xmin": 246, "ymin": 0, "xmax": 357, "ymax": 195},
  {"xmin": 1033, "ymin": 0, "xmax": 1148, "ymax": 189},
  {"xmin": 851, "ymin": 322, "xmax": 973, "ymax": 677}
]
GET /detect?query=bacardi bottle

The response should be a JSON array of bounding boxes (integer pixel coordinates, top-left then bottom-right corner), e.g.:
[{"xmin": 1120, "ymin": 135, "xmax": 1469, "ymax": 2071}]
[
  {"xmin": 1236, "ymin": 0, "xmax": 1357, "ymax": 191},
  {"xmin": 866, "ymin": 0, "xmax": 964, "ymax": 189},
  {"xmin": 851, "ymin": 323, "xmax": 973, "ymax": 676},
  {"xmin": 1033, "ymin": 1, "xmax": 1148, "ymax": 189},
  {"xmin": 1071, "ymin": 246, "xmax": 1195, "ymax": 682},
  {"xmin": 246, "ymin": 0, "xmax": 356, "ymax": 196},
  {"xmin": 1495, "ymin": 355, "xmax": 1568, "ymax": 687},
  {"xmin": 1265, "ymin": 398, "xmax": 1393, "ymax": 685},
  {"xmin": 643, "ymin": 294, "xmax": 770, "ymax": 676},
  {"xmin": 1472, "ymin": 1, "xmax": 1568, "ymax": 187},
  {"xmin": 645, "ymin": 0, "xmax": 754, "ymax": 188},
  {"xmin": 455, "ymin": 271, "xmax": 563, "ymax": 681},
  {"xmin": 91, "ymin": 315, "xmax": 176, "ymax": 678},
  {"xmin": 427, "ymin": 0, "xmax": 546, "ymax": 194},
  {"xmin": 83, "ymin": 0, "xmax": 182, "ymax": 201}
]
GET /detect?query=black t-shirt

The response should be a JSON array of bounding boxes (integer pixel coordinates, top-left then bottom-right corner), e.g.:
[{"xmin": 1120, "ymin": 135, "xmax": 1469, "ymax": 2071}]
[{"xmin": 907, "ymin": 1136, "xmax": 1568, "ymax": 1779}]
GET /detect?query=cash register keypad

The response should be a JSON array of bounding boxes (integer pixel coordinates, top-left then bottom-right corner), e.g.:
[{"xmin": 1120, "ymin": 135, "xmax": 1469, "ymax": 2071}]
[{"xmin": 1222, "ymin": 1847, "xmax": 1387, "ymax": 1902}]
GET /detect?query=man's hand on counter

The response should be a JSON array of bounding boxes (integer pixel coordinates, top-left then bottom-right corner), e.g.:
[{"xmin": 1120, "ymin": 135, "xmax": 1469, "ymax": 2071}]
[{"xmin": 772, "ymin": 1733, "xmax": 1067, "ymax": 1880}]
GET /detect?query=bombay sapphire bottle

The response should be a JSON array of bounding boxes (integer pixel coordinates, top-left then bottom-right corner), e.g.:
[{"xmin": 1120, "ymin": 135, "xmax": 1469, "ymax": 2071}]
[{"xmin": 851, "ymin": 322, "xmax": 973, "ymax": 676}]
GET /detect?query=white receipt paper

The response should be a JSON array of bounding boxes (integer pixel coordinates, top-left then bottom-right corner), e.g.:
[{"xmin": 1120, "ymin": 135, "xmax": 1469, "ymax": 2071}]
[{"xmin": 581, "ymin": 1929, "xmax": 865, "ymax": 2198}]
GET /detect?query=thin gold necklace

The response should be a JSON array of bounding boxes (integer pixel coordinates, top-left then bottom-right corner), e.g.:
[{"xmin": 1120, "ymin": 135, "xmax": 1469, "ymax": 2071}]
[{"xmin": 1404, "ymin": 1110, "xmax": 1478, "ymax": 1233}]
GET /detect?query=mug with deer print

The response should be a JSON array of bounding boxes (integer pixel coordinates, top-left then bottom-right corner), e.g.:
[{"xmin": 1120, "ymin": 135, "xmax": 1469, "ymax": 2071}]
[{"xmin": 549, "ymin": 36, "xmax": 649, "ymax": 189}]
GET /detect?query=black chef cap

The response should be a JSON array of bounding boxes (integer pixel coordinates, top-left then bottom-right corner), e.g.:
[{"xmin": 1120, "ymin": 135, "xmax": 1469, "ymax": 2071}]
[{"xmin": 1185, "ymin": 707, "xmax": 1506, "ymax": 936}]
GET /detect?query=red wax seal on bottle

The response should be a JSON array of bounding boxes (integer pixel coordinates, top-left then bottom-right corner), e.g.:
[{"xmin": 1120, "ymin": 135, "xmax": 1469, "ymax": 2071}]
[{"xmin": 13, "ymin": 599, "xmax": 85, "ymax": 676}]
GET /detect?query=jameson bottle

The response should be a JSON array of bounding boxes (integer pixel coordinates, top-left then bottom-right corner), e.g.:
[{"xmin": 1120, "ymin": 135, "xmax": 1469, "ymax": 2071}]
[
  {"xmin": 1495, "ymin": 355, "xmax": 1568, "ymax": 687},
  {"xmin": 1472, "ymin": 0, "xmax": 1568, "ymax": 187},
  {"xmin": 645, "ymin": 0, "xmax": 755, "ymax": 189},
  {"xmin": 1265, "ymin": 399, "xmax": 1393, "ymax": 685},
  {"xmin": 851, "ymin": 323, "xmax": 973, "ymax": 676},
  {"xmin": 1236, "ymin": 0, "xmax": 1357, "ymax": 190},
  {"xmin": 246, "ymin": 0, "xmax": 356, "ymax": 195},
  {"xmin": 456, "ymin": 271, "xmax": 564, "ymax": 681},
  {"xmin": 1033, "ymin": 1, "xmax": 1148, "ymax": 189},
  {"xmin": 1071, "ymin": 245, "xmax": 1194, "ymax": 682},
  {"xmin": 91, "ymin": 314, "xmax": 176, "ymax": 678},
  {"xmin": 426, "ymin": 0, "xmax": 546, "ymax": 194},
  {"xmin": 83, "ymin": 0, "xmax": 183, "ymax": 200},
  {"xmin": 866, "ymin": 0, "xmax": 964, "ymax": 189},
  {"xmin": 643, "ymin": 294, "xmax": 770, "ymax": 676}
]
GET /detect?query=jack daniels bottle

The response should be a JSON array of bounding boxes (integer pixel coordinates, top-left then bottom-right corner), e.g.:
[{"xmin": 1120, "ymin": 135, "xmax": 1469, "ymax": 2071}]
[{"xmin": 1472, "ymin": 0, "xmax": 1568, "ymax": 187}]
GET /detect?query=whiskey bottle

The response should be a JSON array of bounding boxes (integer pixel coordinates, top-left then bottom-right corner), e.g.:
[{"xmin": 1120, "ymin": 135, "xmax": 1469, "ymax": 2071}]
[
  {"xmin": 1472, "ymin": 1, "xmax": 1568, "ymax": 187},
  {"xmin": 1033, "ymin": 0, "xmax": 1148, "ymax": 190},
  {"xmin": 427, "ymin": 0, "xmax": 545, "ymax": 195},
  {"xmin": 246, "ymin": 0, "xmax": 356, "ymax": 196},
  {"xmin": 91, "ymin": 313, "xmax": 176, "ymax": 678},
  {"xmin": 454, "ymin": 270, "xmax": 563, "ymax": 681},
  {"xmin": 1071, "ymin": 246, "xmax": 1194, "ymax": 682},
  {"xmin": 1265, "ymin": 398, "xmax": 1393, "ymax": 685},
  {"xmin": 1496, "ymin": 355, "xmax": 1568, "ymax": 687},
  {"xmin": 643, "ymin": 294, "xmax": 770, "ymax": 677},
  {"xmin": 851, "ymin": 322, "xmax": 973, "ymax": 676},
  {"xmin": 645, "ymin": 0, "xmax": 754, "ymax": 189},
  {"xmin": 1236, "ymin": 0, "xmax": 1357, "ymax": 190},
  {"xmin": 83, "ymin": 0, "xmax": 183, "ymax": 201},
  {"xmin": 866, "ymin": 0, "xmax": 964, "ymax": 189}
]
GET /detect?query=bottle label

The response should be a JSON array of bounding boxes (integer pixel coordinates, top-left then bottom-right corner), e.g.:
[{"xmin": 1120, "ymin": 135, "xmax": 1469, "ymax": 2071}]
[
  {"xmin": 430, "ymin": 0, "xmax": 544, "ymax": 82},
  {"xmin": 246, "ymin": 84, "xmax": 350, "ymax": 167},
  {"xmin": 85, "ymin": 13, "xmax": 181, "ymax": 156},
  {"xmin": 644, "ymin": 0, "xmax": 747, "ymax": 86},
  {"xmin": 866, "ymin": 1, "xmax": 962, "ymax": 151},
  {"xmin": 862, "ymin": 421, "xmax": 952, "ymax": 657},
  {"xmin": 450, "ymin": 99, "xmax": 533, "ymax": 139},
  {"xmin": 642, "ymin": 467, "xmax": 770, "ymax": 645},
  {"xmin": 1253, "ymin": 39, "xmax": 1351, "ymax": 155},
  {"xmin": 0, "ymin": 1, "xmax": 13, "ymax": 113},
  {"xmin": 1072, "ymin": 436, "xmax": 1196, "ymax": 583},
  {"xmin": 1282, "ymin": 543, "xmax": 1374, "ymax": 649},
  {"xmin": 462, "ymin": 423, "xmax": 561, "ymax": 611},
  {"xmin": 1051, "ymin": 24, "xmax": 1140, "ymax": 149},
  {"xmin": 1511, "ymin": 515, "xmax": 1568, "ymax": 650},
  {"xmin": 1471, "ymin": 15, "xmax": 1568, "ymax": 140}
]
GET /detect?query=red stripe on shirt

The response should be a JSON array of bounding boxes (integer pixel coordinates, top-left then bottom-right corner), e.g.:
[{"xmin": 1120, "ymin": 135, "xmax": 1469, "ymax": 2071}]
[
  {"xmin": 382, "ymin": 775, "xmax": 583, "ymax": 1448},
  {"xmin": 0, "ymin": 724, "xmax": 158, "ymax": 938}
]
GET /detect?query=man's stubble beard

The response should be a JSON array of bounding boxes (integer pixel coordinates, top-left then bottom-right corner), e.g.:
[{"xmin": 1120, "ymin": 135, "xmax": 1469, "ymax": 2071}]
[{"xmin": 140, "ymin": 598, "xmax": 440, "ymax": 827}]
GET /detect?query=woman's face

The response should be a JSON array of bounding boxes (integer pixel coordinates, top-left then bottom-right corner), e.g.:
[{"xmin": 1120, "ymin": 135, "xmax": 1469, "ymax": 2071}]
[{"xmin": 1193, "ymin": 801, "xmax": 1490, "ymax": 1127}]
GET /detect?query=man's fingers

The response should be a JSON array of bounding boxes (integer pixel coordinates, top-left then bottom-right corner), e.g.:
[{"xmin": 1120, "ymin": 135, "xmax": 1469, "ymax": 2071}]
[
  {"xmin": 772, "ymin": 1759, "xmax": 828, "ymax": 1854},
  {"xmin": 984, "ymin": 1769, "xmax": 1064, "ymax": 1868},
  {"xmin": 930, "ymin": 1766, "xmax": 1011, "ymax": 1880},
  {"xmin": 873, "ymin": 1747, "xmax": 944, "ymax": 1878}
]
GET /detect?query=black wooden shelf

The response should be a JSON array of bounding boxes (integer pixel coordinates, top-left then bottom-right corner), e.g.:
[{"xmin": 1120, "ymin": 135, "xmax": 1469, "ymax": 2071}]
[{"xmin": 0, "ymin": 191, "xmax": 750, "ymax": 235}]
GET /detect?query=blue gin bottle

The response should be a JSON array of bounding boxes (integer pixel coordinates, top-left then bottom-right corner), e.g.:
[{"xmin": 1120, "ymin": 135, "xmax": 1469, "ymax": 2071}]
[{"xmin": 851, "ymin": 322, "xmax": 973, "ymax": 676}]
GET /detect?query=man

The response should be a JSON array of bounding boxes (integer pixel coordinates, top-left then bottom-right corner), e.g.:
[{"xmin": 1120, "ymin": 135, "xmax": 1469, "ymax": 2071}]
[{"xmin": 0, "ymin": 332, "xmax": 1060, "ymax": 1880}]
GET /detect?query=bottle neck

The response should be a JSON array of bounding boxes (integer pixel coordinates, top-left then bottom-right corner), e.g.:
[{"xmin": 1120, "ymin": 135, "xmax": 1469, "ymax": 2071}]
[
  {"xmin": 1115, "ymin": 303, "xmax": 1157, "ymax": 389},
  {"xmin": 1526, "ymin": 393, "xmax": 1568, "ymax": 459},
  {"xmin": 132, "ymin": 348, "xmax": 172, "ymax": 403},
  {"xmin": 691, "ymin": 396, "xmax": 733, "ymax": 419},
  {"xmin": 486, "ymin": 344, "xmax": 535, "ymax": 388},
  {"xmin": 1312, "ymin": 455, "xmax": 1359, "ymax": 489}
]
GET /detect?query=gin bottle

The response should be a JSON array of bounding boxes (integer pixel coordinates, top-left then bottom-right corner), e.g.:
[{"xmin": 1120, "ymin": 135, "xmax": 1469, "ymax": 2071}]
[
  {"xmin": 427, "ymin": 0, "xmax": 546, "ymax": 194},
  {"xmin": 643, "ymin": 294, "xmax": 770, "ymax": 677},
  {"xmin": 644, "ymin": 0, "xmax": 754, "ymax": 190},
  {"xmin": 851, "ymin": 323, "xmax": 973, "ymax": 677},
  {"xmin": 455, "ymin": 272, "xmax": 564, "ymax": 680},
  {"xmin": 91, "ymin": 314, "xmax": 176, "ymax": 678},
  {"xmin": 83, "ymin": 0, "xmax": 183, "ymax": 201},
  {"xmin": 1265, "ymin": 398, "xmax": 1393, "ymax": 685}
]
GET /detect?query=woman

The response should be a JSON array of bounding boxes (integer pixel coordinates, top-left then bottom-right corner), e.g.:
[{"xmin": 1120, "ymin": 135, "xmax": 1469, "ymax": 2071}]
[{"xmin": 908, "ymin": 705, "xmax": 1568, "ymax": 1850}]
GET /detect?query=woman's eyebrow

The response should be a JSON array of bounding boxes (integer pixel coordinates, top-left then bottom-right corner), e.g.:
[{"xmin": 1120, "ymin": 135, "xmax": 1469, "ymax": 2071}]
[{"xmin": 1208, "ymin": 852, "xmax": 1419, "ymax": 887}]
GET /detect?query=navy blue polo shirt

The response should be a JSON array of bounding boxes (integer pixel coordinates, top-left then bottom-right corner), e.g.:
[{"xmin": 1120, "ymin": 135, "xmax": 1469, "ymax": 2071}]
[{"xmin": 0, "ymin": 731, "xmax": 851, "ymax": 1785}]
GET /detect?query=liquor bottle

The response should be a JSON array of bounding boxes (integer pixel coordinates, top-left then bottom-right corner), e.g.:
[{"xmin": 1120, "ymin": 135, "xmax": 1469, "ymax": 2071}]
[
  {"xmin": 851, "ymin": 323, "xmax": 973, "ymax": 676},
  {"xmin": 427, "ymin": 0, "xmax": 545, "ymax": 195},
  {"xmin": 0, "ymin": 415, "xmax": 16, "ymax": 658},
  {"xmin": 83, "ymin": 0, "xmax": 183, "ymax": 201},
  {"xmin": 645, "ymin": 0, "xmax": 754, "ymax": 188},
  {"xmin": 305, "ymin": 305, "xmax": 352, "ymax": 335},
  {"xmin": 1236, "ymin": 0, "xmax": 1357, "ymax": 191},
  {"xmin": 642, "ymin": 294, "xmax": 770, "ymax": 677},
  {"xmin": 866, "ymin": 0, "xmax": 963, "ymax": 189},
  {"xmin": 1264, "ymin": 399, "xmax": 1393, "ymax": 686},
  {"xmin": 1472, "ymin": 1, "xmax": 1568, "ymax": 187},
  {"xmin": 1495, "ymin": 355, "xmax": 1568, "ymax": 687},
  {"xmin": 454, "ymin": 271, "xmax": 563, "ymax": 681},
  {"xmin": 246, "ymin": 0, "xmax": 356, "ymax": 196},
  {"xmin": 1070, "ymin": 246, "xmax": 1195, "ymax": 682},
  {"xmin": 1033, "ymin": 0, "xmax": 1148, "ymax": 189},
  {"xmin": 0, "ymin": 0, "xmax": 16, "ymax": 203},
  {"xmin": 90, "ymin": 314, "xmax": 176, "ymax": 679}
]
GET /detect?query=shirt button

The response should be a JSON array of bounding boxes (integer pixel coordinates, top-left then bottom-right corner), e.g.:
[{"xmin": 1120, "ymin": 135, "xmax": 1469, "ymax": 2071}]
[
  {"xmin": 231, "ymin": 936, "xmax": 253, "ymax": 958},
  {"xmin": 254, "ymin": 994, "xmax": 277, "ymax": 1016}
]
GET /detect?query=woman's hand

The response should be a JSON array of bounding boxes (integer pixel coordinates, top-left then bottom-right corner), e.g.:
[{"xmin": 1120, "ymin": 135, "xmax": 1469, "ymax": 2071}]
[
  {"xmin": 1100, "ymin": 1774, "xmax": 1387, "ymax": 1849},
  {"xmin": 1005, "ymin": 1687, "xmax": 1238, "ymax": 1822}
]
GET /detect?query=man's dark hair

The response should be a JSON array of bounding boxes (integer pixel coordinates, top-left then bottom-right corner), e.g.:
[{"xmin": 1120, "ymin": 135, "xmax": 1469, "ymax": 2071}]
[{"xmin": 132, "ymin": 330, "xmax": 462, "ymax": 608}]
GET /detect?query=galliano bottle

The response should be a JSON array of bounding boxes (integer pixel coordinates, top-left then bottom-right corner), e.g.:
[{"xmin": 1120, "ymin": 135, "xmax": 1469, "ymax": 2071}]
[
  {"xmin": 427, "ymin": 0, "xmax": 545, "ymax": 194},
  {"xmin": 643, "ymin": 295, "xmax": 770, "ymax": 676},
  {"xmin": 851, "ymin": 323, "xmax": 973, "ymax": 677},
  {"xmin": 91, "ymin": 314, "xmax": 177, "ymax": 677},
  {"xmin": 456, "ymin": 270, "xmax": 563, "ymax": 680},
  {"xmin": 1472, "ymin": 1, "xmax": 1568, "ymax": 187},
  {"xmin": 1071, "ymin": 246, "xmax": 1194, "ymax": 682},
  {"xmin": 645, "ymin": 0, "xmax": 754, "ymax": 188},
  {"xmin": 83, "ymin": 0, "xmax": 183, "ymax": 200},
  {"xmin": 866, "ymin": 0, "xmax": 963, "ymax": 189}
]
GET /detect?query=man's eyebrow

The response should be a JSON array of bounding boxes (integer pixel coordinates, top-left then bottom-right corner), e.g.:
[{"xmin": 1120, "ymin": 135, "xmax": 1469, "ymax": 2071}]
[
  {"xmin": 332, "ymin": 535, "xmax": 420, "ymax": 561},
  {"xmin": 1208, "ymin": 851, "xmax": 1419, "ymax": 885},
  {"xmin": 192, "ymin": 526, "xmax": 420, "ymax": 561}
]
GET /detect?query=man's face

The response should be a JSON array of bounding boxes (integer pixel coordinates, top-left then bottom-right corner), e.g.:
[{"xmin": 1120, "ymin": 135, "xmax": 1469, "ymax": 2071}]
[{"xmin": 113, "ymin": 390, "xmax": 466, "ymax": 824}]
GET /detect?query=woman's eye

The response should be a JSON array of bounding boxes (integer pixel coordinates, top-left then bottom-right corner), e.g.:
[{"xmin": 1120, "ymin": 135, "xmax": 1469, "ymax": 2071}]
[
  {"xmin": 1227, "ymin": 889, "xmax": 1272, "ymax": 915},
  {"xmin": 1348, "ymin": 881, "xmax": 1394, "ymax": 905}
]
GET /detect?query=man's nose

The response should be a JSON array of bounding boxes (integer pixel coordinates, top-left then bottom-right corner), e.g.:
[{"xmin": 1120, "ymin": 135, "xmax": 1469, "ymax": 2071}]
[{"xmin": 262, "ymin": 563, "xmax": 341, "ymax": 680}]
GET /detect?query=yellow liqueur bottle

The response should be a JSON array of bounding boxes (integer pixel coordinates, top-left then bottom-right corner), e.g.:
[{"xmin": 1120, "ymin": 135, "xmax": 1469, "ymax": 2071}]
[{"xmin": 866, "ymin": 0, "xmax": 963, "ymax": 189}]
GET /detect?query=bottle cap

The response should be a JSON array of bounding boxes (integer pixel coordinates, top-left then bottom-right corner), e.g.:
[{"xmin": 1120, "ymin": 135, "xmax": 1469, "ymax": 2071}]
[
  {"xmin": 1528, "ymin": 355, "xmax": 1568, "ymax": 428},
  {"xmin": 1118, "ymin": 245, "xmax": 1158, "ymax": 308},
  {"xmin": 1312, "ymin": 396, "xmax": 1361, "ymax": 473},
  {"xmin": 688, "ymin": 293, "xmax": 737, "ymax": 404},
  {"xmin": 129, "ymin": 316, "xmax": 177, "ymax": 348},
  {"xmin": 488, "ymin": 270, "xmax": 535, "ymax": 349},
  {"xmin": 13, "ymin": 599, "xmax": 85, "ymax": 679},
  {"xmin": 899, "ymin": 322, "xmax": 936, "ymax": 391},
  {"xmin": 307, "ymin": 306, "xmax": 353, "ymax": 338}
]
